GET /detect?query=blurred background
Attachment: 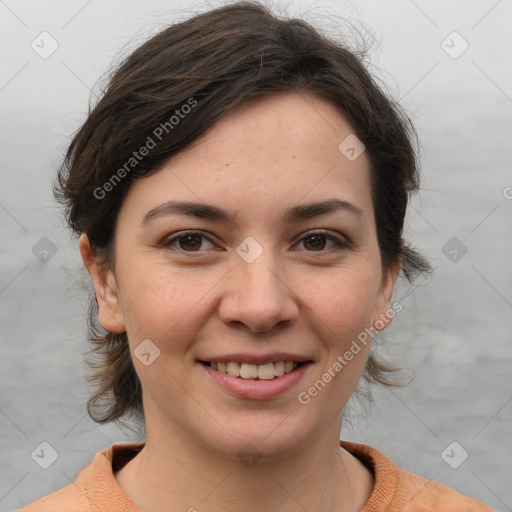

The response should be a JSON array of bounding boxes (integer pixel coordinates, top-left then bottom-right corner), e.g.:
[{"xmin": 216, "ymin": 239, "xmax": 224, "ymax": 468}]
[{"xmin": 1, "ymin": 0, "xmax": 511, "ymax": 509}]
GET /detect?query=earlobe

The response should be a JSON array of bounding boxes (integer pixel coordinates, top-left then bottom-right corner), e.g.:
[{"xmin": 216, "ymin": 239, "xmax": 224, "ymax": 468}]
[
  {"xmin": 79, "ymin": 233, "xmax": 126, "ymax": 333},
  {"xmin": 373, "ymin": 256, "xmax": 402, "ymax": 332}
]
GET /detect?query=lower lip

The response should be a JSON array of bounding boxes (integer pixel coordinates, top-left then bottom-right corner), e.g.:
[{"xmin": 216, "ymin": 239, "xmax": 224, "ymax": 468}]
[{"xmin": 199, "ymin": 362, "xmax": 313, "ymax": 400}]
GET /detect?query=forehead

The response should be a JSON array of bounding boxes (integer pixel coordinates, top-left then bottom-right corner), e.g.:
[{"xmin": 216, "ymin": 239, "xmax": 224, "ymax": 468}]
[
  {"xmin": 120, "ymin": 92, "xmax": 374, "ymax": 228},
  {"xmin": 192, "ymin": 92, "xmax": 364, "ymax": 160}
]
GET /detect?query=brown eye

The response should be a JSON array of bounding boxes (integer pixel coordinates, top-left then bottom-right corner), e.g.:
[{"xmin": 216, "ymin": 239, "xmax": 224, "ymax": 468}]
[
  {"xmin": 177, "ymin": 234, "xmax": 203, "ymax": 251},
  {"xmin": 162, "ymin": 231, "xmax": 215, "ymax": 252},
  {"xmin": 297, "ymin": 231, "xmax": 349, "ymax": 252},
  {"xmin": 303, "ymin": 234, "xmax": 328, "ymax": 251}
]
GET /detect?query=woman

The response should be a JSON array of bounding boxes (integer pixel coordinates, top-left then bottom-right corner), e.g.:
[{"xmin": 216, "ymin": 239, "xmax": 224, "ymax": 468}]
[{"xmin": 20, "ymin": 1, "xmax": 494, "ymax": 510}]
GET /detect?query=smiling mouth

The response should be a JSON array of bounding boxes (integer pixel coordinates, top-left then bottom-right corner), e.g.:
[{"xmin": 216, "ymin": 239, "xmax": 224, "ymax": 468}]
[{"xmin": 199, "ymin": 360, "xmax": 310, "ymax": 380}]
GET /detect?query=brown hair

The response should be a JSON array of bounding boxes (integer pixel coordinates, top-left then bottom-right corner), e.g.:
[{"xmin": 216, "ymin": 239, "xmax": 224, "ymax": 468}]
[{"xmin": 55, "ymin": 0, "xmax": 431, "ymax": 430}]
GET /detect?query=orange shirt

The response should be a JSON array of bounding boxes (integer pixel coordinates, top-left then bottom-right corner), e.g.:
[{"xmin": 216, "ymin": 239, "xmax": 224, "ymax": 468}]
[{"xmin": 19, "ymin": 440, "xmax": 493, "ymax": 511}]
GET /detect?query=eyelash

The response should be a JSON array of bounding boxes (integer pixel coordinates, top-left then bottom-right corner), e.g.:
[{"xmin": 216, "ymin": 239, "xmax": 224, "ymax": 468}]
[{"xmin": 160, "ymin": 230, "xmax": 350, "ymax": 254}]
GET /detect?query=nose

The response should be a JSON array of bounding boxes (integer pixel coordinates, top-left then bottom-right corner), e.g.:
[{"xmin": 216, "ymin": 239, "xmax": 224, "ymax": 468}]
[{"xmin": 218, "ymin": 249, "xmax": 299, "ymax": 334}]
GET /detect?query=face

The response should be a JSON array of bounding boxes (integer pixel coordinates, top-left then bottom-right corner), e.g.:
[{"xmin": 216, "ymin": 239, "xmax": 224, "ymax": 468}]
[{"xmin": 82, "ymin": 92, "xmax": 400, "ymax": 460}]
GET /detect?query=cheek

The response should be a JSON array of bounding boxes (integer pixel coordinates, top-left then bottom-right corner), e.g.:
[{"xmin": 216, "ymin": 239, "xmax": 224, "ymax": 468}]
[
  {"xmin": 115, "ymin": 259, "xmax": 171, "ymax": 338},
  {"xmin": 304, "ymin": 275, "xmax": 377, "ymax": 399},
  {"xmin": 119, "ymin": 263, "xmax": 217, "ymax": 351},
  {"xmin": 302, "ymin": 267, "xmax": 380, "ymax": 338}
]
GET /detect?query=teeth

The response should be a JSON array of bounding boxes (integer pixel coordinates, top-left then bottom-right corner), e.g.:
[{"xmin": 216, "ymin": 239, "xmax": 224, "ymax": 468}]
[
  {"xmin": 274, "ymin": 361, "xmax": 285, "ymax": 377},
  {"xmin": 210, "ymin": 360, "xmax": 302, "ymax": 379},
  {"xmin": 226, "ymin": 361, "xmax": 240, "ymax": 377},
  {"xmin": 257, "ymin": 362, "xmax": 275, "ymax": 380},
  {"xmin": 240, "ymin": 363, "xmax": 258, "ymax": 379}
]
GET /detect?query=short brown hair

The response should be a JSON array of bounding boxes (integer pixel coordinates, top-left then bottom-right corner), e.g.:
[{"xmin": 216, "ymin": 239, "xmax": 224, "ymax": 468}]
[{"xmin": 55, "ymin": 0, "xmax": 431, "ymax": 430}]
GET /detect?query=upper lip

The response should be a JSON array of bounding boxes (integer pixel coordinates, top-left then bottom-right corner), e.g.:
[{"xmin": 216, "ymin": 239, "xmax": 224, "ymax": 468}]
[{"xmin": 198, "ymin": 352, "xmax": 313, "ymax": 365}]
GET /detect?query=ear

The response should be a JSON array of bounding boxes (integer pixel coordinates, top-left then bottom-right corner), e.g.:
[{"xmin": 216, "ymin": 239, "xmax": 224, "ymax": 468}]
[
  {"xmin": 372, "ymin": 256, "xmax": 402, "ymax": 332},
  {"xmin": 79, "ymin": 233, "xmax": 126, "ymax": 333}
]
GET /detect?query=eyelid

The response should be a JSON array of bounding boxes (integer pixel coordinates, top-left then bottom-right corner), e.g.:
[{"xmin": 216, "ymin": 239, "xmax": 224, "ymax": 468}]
[
  {"xmin": 295, "ymin": 229, "xmax": 350, "ymax": 249},
  {"xmin": 160, "ymin": 230, "xmax": 217, "ymax": 252},
  {"xmin": 160, "ymin": 229, "xmax": 351, "ymax": 253}
]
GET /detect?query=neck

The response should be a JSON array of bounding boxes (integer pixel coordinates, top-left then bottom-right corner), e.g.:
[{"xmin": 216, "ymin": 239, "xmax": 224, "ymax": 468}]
[{"xmin": 115, "ymin": 415, "xmax": 373, "ymax": 511}]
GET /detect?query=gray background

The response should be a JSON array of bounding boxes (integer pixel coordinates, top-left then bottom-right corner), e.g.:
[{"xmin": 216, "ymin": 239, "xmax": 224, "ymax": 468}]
[{"xmin": 1, "ymin": 0, "xmax": 511, "ymax": 510}]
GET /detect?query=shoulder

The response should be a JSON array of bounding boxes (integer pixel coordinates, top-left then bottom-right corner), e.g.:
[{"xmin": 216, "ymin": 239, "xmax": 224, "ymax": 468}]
[
  {"xmin": 17, "ymin": 442, "xmax": 145, "ymax": 512},
  {"xmin": 17, "ymin": 483, "xmax": 91, "ymax": 512},
  {"xmin": 394, "ymin": 467, "xmax": 493, "ymax": 511},
  {"xmin": 340, "ymin": 440, "xmax": 494, "ymax": 512}
]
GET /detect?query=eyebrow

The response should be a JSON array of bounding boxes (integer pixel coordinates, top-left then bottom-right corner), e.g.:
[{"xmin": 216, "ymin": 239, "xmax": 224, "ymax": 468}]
[{"xmin": 141, "ymin": 198, "xmax": 366, "ymax": 227}]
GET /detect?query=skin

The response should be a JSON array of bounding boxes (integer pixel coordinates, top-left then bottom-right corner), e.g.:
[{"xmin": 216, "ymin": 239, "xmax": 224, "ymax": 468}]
[{"xmin": 81, "ymin": 91, "xmax": 401, "ymax": 512}]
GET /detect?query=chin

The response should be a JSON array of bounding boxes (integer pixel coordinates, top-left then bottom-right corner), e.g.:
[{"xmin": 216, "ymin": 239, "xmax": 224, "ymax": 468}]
[{"xmin": 197, "ymin": 412, "xmax": 315, "ymax": 462}]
